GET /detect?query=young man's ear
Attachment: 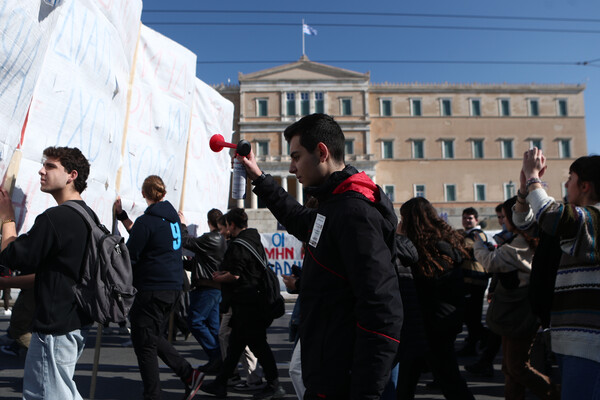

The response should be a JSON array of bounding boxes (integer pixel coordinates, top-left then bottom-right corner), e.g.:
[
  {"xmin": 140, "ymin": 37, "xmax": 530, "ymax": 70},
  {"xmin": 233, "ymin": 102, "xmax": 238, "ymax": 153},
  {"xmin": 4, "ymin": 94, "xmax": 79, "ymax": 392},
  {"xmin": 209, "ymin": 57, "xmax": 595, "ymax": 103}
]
[
  {"xmin": 316, "ymin": 142, "xmax": 329, "ymax": 163},
  {"xmin": 67, "ymin": 170, "xmax": 78, "ymax": 185}
]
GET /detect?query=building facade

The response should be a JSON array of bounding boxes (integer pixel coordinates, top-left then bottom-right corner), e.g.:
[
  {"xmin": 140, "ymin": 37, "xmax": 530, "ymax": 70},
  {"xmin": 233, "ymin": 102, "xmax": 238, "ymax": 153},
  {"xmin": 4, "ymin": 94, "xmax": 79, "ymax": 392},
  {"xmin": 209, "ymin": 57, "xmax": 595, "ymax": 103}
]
[{"xmin": 216, "ymin": 56, "xmax": 587, "ymax": 229}]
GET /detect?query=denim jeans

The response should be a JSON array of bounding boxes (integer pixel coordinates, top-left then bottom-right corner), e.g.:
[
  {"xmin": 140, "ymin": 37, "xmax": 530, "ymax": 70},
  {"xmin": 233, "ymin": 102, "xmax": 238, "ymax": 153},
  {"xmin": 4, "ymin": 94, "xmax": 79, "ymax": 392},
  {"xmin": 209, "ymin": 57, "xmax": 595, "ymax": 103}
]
[
  {"xmin": 289, "ymin": 340, "xmax": 305, "ymax": 399},
  {"xmin": 557, "ymin": 354, "xmax": 600, "ymax": 399},
  {"xmin": 380, "ymin": 363, "xmax": 399, "ymax": 400},
  {"xmin": 187, "ymin": 287, "xmax": 221, "ymax": 360},
  {"xmin": 23, "ymin": 329, "xmax": 87, "ymax": 400}
]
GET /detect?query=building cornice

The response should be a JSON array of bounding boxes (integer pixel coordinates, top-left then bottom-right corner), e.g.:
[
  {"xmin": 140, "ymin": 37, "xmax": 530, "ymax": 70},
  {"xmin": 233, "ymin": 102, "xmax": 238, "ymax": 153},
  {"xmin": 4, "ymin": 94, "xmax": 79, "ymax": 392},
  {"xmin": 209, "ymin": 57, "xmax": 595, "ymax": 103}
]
[{"xmin": 370, "ymin": 82, "xmax": 585, "ymax": 94}]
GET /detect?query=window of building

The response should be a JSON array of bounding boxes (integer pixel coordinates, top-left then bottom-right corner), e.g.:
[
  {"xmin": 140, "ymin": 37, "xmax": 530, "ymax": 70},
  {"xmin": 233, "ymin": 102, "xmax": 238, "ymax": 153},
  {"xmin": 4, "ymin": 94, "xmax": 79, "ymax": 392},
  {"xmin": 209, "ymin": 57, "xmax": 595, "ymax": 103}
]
[
  {"xmin": 442, "ymin": 139, "xmax": 455, "ymax": 159},
  {"xmin": 256, "ymin": 141, "xmax": 269, "ymax": 156},
  {"xmin": 410, "ymin": 98, "xmax": 422, "ymax": 116},
  {"xmin": 382, "ymin": 140, "xmax": 394, "ymax": 159},
  {"xmin": 340, "ymin": 98, "xmax": 352, "ymax": 116},
  {"xmin": 314, "ymin": 92, "xmax": 324, "ymax": 113},
  {"xmin": 528, "ymin": 99, "xmax": 540, "ymax": 117},
  {"xmin": 345, "ymin": 139, "xmax": 354, "ymax": 155},
  {"xmin": 499, "ymin": 98, "xmax": 511, "ymax": 116},
  {"xmin": 445, "ymin": 184, "xmax": 457, "ymax": 202},
  {"xmin": 559, "ymin": 139, "xmax": 571, "ymax": 158},
  {"xmin": 286, "ymin": 92, "xmax": 296, "ymax": 116},
  {"xmin": 529, "ymin": 138, "xmax": 542, "ymax": 150},
  {"xmin": 474, "ymin": 184, "xmax": 486, "ymax": 201},
  {"xmin": 501, "ymin": 139, "xmax": 514, "ymax": 159},
  {"xmin": 561, "ymin": 181, "xmax": 568, "ymax": 199},
  {"xmin": 470, "ymin": 99, "xmax": 481, "ymax": 117},
  {"xmin": 472, "ymin": 139, "xmax": 484, "ymax": 159},
  {"xmin": 504, "ymin": 182, "xmax": 516, "ymax": 200},
  {"xmin": 384, "ymin": 185, "xmax": 395, "ymax": 202},
  {"xmin": 256, "ymin": 98, "xmax": 268, "ymax": 117},
  {"xmin": 300, "ymin": 92, "xmax": 310, "ymax": 116},
  {"xmin": 440, "ymin": 98, "xmax": 452, "ymax": 116},
  {"xmin": 412, "ymin": 139, "xmax": 425, "ymax": 159},
  {"xmin": 380, "ymin": 98, "xmax": 392, "ymax": 116},
  {"xmin": 557, "ymin": 99, "xmax": 568, "ymax": 116},
  {"xmin": 414, "ymin": 184, "xmax": 426, "ymax": 198}
]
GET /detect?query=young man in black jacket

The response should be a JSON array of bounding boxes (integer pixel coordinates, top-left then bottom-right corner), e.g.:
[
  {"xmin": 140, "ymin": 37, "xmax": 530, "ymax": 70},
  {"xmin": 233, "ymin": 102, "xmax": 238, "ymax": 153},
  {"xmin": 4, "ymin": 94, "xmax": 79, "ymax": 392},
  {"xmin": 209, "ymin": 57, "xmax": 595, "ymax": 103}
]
[
  {"xmin": 201, "ymin": 208, "xmax": 284, "ymax": 399},
  {"xmin": 237, "ymin": 114, "xmax": 403, "ymax": 400},
  {"xmin": 180, "ymin": 208, "xmax": 227, "ymax": 373},
  {"xmin": 0, "ymin": 147, "xmax": 94, "ymax": 399}
]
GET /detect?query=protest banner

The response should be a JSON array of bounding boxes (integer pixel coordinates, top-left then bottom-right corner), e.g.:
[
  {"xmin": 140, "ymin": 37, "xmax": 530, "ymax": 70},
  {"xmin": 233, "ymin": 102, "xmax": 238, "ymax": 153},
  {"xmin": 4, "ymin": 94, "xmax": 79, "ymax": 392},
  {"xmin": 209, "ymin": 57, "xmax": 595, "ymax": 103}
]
[
  {"xmin": 117, "ymin": 24, "xmax": 196, "ymax": 223},
  {"xmin": 0, "ymin": 1, "xmax": 62, "ymax": 181},
  {"xmin": 260, "ymin": 232, "xmax": 303, "ymax": 292},
  {"xmin": 180, "ymin": 78, "xmax": 234, "ymax": 234},
  {"xmin": 15, "ymin": 0, "xmax": 142, "ymax": 231}
]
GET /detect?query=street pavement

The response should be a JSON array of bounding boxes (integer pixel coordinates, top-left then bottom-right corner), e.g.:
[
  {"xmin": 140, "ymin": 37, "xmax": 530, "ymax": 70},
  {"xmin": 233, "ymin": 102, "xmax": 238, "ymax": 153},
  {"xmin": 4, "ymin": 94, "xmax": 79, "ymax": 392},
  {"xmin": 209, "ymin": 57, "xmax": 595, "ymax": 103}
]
[{"xmin": 0, "ymin": 301, "xmax": 552, "ymax": 399}]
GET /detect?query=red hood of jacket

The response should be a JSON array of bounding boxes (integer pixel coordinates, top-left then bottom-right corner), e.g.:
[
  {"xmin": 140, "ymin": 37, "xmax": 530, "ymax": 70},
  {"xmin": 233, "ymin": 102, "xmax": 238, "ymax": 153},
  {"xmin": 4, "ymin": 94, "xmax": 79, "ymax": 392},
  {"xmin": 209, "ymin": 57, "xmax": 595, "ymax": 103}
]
[{"xmin": 332, "ymin": 171, "xmax": 380, "ymax": 203}]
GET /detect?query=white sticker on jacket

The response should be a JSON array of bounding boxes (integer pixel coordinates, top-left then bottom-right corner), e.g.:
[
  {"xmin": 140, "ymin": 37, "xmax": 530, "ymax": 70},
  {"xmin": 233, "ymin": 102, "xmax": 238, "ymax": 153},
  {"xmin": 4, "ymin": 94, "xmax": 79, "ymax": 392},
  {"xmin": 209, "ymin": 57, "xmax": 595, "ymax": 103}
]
[{"xmin": 309, "ymin": 214, "xmax": 326, "ymax": 248}]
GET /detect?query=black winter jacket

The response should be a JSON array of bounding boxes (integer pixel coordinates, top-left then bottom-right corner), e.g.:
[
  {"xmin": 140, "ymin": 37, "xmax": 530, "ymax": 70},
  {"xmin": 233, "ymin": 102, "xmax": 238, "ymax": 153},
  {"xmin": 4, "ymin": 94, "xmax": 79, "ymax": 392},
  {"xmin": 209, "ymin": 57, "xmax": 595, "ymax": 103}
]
[
  {"xmin": 126, "ymin": 201, "xmax": 183, "ymax": 291},
  {"xmin": 254, "ymin": 165, "xmax": 403, "ymax": 400},
  {"xmin": 394, "ymin": 235, "xmax": 428, "ymax": 360},
  {"xmin": 181, "ymin": 227, "xmax": 226, "ymax": 289}
]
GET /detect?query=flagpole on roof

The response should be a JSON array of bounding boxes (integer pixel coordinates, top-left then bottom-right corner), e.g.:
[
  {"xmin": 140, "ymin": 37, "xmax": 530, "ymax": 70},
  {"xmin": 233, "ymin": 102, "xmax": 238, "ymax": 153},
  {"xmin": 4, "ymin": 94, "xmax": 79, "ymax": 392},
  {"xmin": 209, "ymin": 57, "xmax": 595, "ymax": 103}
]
[{"xmin": 302, "ymin": 18, "xmax": 305, "ymax": 56}]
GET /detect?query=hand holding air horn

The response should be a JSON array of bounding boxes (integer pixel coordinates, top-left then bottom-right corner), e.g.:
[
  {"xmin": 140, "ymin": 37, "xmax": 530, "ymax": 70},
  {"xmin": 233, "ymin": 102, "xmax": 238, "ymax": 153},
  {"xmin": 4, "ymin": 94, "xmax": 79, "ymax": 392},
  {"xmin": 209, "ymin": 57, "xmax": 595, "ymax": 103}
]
[{"xmin": 209, "ymin": 134, "xmax": 251, "ymax": 199}]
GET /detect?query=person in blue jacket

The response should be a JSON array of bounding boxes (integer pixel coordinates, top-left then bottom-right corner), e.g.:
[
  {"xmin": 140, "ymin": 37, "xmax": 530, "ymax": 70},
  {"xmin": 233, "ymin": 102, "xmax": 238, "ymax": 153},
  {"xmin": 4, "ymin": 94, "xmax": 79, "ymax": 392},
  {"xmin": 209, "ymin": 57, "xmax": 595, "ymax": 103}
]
[{"xmin": 114, "ymin": 175, "xmax": 203, "ymax": 400}]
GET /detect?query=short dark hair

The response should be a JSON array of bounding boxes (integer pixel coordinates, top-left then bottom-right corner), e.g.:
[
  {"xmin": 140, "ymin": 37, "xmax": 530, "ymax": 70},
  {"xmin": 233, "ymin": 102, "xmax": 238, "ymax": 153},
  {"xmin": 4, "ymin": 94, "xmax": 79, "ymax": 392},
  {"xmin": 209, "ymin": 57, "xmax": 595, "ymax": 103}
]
[
  {"xmin": 495, "ymin": 203, "xmax": 504, "ymax": 213},
  {"xmin": 217, "ymin": 215, "xmax": 226, "ymax": 227},
  {"xmin": 283, "ymin": 113, "xmax": 345, "ymax": 163},
  {"xmin": 225, "ymin": 208, "xmax": 248, "ymax": 229},
  {"xmin": 462, "ymin": 207, "xmax": 479, "ymax": 219},
  {"xmin": 207, "ymin": 208, "xmax": 223, "ymax": 229},
  {"xmin": 43, "ymin": 147, "xmax": 90, "ymax": 193},
  {"xmin": 569, "ymin": 155, "xmax": 600, "ymax": 201}
]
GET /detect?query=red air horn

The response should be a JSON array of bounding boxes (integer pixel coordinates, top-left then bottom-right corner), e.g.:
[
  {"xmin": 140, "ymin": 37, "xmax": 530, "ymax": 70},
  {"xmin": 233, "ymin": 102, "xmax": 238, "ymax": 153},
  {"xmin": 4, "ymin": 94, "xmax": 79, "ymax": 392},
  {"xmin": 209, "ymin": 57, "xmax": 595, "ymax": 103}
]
[{"xmin": 209, "ymin": 134, "xmax": 251, "ymax": 157}]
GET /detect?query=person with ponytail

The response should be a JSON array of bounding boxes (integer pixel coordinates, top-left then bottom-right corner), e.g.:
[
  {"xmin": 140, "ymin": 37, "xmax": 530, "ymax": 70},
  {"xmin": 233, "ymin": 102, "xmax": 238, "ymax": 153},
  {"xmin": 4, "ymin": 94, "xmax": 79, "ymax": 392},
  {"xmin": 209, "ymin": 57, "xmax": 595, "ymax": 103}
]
[{"xmin": 115, "ymin": 175, "xmax": 203, "ymax": 400}]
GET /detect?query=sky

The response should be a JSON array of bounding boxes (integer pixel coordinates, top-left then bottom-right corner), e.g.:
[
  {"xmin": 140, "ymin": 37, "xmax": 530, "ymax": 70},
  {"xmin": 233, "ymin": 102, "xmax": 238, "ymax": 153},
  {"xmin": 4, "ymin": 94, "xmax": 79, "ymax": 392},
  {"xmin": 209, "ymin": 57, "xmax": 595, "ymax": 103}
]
[{"xmin": 141, "ymin": 0, "xmax": 600, "ymax": 155}]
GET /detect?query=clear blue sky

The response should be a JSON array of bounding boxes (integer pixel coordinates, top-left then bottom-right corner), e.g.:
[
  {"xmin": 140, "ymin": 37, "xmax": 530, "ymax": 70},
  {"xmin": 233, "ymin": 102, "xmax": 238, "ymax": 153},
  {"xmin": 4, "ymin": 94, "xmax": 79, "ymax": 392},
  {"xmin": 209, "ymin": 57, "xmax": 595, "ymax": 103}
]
[{"xmin": 141, "ymin": 0, "xmax": 600, "ymax": 155}]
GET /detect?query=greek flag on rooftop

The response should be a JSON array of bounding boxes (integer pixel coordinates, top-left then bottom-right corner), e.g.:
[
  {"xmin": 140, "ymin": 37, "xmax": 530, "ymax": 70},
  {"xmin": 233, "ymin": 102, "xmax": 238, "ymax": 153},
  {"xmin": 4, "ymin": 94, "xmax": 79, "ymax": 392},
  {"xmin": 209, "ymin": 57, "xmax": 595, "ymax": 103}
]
[{"xmin": 303, "ymin": 24, "xmax": 318, "ymax": 36}]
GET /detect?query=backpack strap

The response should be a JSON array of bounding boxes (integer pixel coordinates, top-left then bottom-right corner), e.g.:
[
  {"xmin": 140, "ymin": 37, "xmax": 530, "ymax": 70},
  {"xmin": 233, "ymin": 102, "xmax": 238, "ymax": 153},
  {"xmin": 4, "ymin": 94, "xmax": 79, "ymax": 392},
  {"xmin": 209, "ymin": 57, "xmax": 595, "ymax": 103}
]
[
  {"xmin": 61, "ymin": 201, "xmax": 102, "ymax": 282},
  {"xmin": 62, "ymin": 200, "xmax": 98, "ymax": 230},
  {"xmin": 232, "ymin": 238, "xmax": 268, "ymax": 269}
]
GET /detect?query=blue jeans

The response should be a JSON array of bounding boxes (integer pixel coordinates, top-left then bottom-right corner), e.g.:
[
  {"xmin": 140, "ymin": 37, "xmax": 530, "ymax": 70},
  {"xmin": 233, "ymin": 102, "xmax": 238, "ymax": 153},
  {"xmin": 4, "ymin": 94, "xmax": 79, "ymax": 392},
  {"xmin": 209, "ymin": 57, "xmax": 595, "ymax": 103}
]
[
  {"xmin": 558, "ymin": 354, "xmax": 600, "ymax": 399},
  {"xmin": 187, "ymin": 287, "xmax": 221, "ymax": 360},
  {"xmin": 23, "ymin": 329, "xmax": 87, "ymax": 400},
  {"xmin": 380, "ymin": 363, "xmax": 399, "ymax": 400}
]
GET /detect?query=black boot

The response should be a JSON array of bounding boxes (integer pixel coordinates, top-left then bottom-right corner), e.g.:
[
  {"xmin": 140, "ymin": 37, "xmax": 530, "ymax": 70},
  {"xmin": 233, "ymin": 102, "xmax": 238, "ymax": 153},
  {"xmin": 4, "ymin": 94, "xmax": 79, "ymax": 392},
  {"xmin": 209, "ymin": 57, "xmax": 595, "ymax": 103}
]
[
  {"xmin": 252, "ymin": 380, "xmax": 286, "ymax": 400},
  {"xmin": 198, "ymin": 357, "xmax": 224, "ymax": 375}
]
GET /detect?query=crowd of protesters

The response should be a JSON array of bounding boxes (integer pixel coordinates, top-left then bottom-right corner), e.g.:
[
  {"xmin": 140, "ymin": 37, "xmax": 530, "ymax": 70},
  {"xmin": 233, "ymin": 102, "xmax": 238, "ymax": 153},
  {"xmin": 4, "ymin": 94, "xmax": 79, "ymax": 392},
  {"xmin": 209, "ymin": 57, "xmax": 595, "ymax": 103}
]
[{"xmin": 0, "ymin": 113, "xmax": 599, "ymax": 400}]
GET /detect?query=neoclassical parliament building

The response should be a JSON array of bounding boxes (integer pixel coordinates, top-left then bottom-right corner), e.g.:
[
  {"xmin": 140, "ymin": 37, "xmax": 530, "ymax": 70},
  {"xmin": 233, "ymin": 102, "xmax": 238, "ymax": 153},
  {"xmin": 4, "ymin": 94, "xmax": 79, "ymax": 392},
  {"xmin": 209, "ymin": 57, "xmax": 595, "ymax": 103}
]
[{"xmin": 215, "ymin": 56, "xmax": 587, "ymax": 229}]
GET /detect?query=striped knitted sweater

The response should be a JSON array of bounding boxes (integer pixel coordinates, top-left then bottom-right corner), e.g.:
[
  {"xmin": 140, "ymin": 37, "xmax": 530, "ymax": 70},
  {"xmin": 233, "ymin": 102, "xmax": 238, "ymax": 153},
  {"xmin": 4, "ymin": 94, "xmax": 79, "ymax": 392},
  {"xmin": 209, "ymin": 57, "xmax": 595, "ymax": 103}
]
[{"xmin": 513, "ymin": 188, "xmax": 600, "ymax": 363}]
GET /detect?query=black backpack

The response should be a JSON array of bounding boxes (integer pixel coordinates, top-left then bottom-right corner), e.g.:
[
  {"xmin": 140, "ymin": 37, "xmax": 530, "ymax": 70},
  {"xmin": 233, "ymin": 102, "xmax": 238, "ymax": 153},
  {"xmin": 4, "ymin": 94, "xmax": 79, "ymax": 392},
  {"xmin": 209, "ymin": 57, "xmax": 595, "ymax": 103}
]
[
  {"xmin": 63, "ymin": 201, "xmax": 137, "ymax": 325},
  {"xmin": 232, "ymin": 238, "xmax": 285, "ymax": 319}
]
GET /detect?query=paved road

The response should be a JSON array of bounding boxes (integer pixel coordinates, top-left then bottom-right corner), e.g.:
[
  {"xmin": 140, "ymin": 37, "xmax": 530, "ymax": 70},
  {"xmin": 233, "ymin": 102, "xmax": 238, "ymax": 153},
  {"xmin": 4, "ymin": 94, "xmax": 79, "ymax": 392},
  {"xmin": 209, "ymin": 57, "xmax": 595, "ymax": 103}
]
[{"xmin": 0, "ymin": 302, "xmax": 551, "ymax": 399}]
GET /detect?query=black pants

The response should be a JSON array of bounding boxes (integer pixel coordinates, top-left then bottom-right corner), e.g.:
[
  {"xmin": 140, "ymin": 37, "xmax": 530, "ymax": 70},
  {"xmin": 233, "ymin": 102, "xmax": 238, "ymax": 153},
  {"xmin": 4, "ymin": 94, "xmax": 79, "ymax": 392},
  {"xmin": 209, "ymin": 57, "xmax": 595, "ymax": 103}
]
[
  {"xmin": 464, "ymin": 283, "xmax": 487, "ymax": 344},
  {"xmin": 130, "ymin": 290, "xmax": 192, "ymax": 400},
  {"xmin": 426, "ymin": 329, "xmax": 475, "ymax": 400},
  {"xmin": 214, "ymin": 305, "xmax": 277, "ymax": 386}
]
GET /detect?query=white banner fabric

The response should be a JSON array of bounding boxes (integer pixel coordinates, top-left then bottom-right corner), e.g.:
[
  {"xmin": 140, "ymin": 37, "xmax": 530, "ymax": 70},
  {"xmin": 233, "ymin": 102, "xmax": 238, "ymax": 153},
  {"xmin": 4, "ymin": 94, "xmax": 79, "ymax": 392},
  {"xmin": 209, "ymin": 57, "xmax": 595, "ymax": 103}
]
[
  {"xmin": 180, "ymin": 79, "xmax": 234, "ymax": 233},
  {"xmin": 15, "ymin": 0, "xmax": 141, "ymax": 231},
  {"xmin": 118, "ymin": 24, "xmax": 196, "ymax": 221},
  {"xmin": 0, "ymin": 1, "xmax": 62, "ymax": 179}
]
